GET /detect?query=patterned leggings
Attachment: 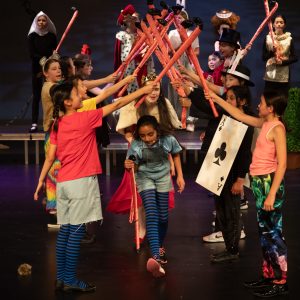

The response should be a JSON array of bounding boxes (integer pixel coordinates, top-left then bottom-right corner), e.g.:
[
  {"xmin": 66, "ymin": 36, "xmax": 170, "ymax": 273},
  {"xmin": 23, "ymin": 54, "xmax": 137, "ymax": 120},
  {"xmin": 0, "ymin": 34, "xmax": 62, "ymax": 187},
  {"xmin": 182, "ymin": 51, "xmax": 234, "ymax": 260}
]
[
  {"xmin": 139, "ymin": 189, "xmax": 169, "ymax": 260},
  {"xmin": 251, "ymin": 173, "xmax": 287, "ymax": 282}
]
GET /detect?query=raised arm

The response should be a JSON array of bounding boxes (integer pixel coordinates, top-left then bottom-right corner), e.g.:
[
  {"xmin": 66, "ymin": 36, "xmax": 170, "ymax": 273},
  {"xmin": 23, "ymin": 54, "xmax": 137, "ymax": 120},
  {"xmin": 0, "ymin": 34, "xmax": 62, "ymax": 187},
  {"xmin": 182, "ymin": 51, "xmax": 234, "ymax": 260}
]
[
  {"xmin": 206, "ymin": 90, "xmax": 264, "ymax": 128},
  {"xmin": 83, "ymin": 73, "xmax": 117, "ymax": 90},
  {"xmin": 102, "ymin": 83, "xmax": 154, "ymax": 117},
  {"xmin": 93, "ymin": 75, "xmax": 136, "ymax": 105}
]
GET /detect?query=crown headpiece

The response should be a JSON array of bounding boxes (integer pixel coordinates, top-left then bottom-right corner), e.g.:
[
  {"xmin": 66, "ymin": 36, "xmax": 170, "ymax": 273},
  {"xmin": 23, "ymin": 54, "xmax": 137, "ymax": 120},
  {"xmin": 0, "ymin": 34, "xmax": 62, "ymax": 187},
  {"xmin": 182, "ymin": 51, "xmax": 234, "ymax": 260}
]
[{"xmin": 141, "ymin": 72, "xmax": 157, "ymax": 85}]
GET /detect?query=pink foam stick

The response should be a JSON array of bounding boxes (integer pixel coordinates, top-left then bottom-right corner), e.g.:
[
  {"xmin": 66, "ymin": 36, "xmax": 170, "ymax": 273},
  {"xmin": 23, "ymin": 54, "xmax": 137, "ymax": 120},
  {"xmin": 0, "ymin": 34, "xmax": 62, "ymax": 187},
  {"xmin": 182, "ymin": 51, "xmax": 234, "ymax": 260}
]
[
  {"xmin": 135, "ymin": 26, "xmax": 201, "ymax": 108},
  {"xmin": 55, "ymin": 9, "xmax": 79, "ymax": 52},
  {"xmin": 174, "ymin": 17, "xmax": 219, "ymax": 117},
  {"xmin": 246, "ymin": 1, "xmax": 278, "ymax": 49}
]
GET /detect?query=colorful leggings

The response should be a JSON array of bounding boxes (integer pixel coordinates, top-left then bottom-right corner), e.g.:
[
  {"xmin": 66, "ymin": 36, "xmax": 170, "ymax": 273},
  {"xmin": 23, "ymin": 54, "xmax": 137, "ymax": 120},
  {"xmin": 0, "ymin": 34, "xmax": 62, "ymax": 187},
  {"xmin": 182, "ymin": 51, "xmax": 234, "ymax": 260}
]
[
  {"xmin": 139, "ymin": 189, "xmax": 169, "ymax": 260},
  {"xmin": 44, "ymin": 133, "xmax": 61, "ymax": 211},
  {"xmin": 251, "ymin": 173, "xmax": 287, "ymax": 281}
]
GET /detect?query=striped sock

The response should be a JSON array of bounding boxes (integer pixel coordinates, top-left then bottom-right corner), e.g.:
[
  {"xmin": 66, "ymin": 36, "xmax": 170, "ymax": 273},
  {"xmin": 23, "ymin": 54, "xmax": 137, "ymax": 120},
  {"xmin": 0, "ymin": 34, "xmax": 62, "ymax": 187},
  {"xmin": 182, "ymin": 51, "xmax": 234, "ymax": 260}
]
[
  {"xmin": 157, "ymin": 191, "xmax": 169, "ymax": 246},
  {"xmin": 140, "ymin": 189, "xmax": 160, "ymax": 259},
  {"xmin": 56, "ymin": 224, "xmax": 70, "ymax": 281},
  {"xmin": 64, "ymin": 224, "xmax": 86, "ymax": 288}
]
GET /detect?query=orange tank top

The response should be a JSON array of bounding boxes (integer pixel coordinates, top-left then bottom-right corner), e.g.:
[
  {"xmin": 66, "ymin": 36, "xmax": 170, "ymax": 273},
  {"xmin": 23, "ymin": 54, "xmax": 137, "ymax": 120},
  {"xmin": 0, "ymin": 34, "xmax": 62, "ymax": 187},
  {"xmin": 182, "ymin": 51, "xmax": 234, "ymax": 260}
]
[{"xmin": 250, "ymin": 120, "xmax": 285, "ymax": 176}]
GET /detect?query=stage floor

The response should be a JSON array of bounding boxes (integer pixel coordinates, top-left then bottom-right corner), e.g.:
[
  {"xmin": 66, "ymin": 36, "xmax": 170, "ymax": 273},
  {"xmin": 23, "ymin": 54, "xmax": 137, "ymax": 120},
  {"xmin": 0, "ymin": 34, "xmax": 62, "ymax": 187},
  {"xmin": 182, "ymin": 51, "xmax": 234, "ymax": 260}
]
[{"xmin": 1, "ymin": 134, "xmax": 300, "ymax": 300}]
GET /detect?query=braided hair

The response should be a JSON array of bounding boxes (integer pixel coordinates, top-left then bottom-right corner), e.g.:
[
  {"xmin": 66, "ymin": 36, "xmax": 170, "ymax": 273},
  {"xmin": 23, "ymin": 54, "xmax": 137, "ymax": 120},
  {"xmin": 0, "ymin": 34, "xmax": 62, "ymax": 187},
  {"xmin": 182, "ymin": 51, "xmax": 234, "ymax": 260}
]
[{"xmin": 49, "ymin": 81, "xmax": 74, "ymax": 132}]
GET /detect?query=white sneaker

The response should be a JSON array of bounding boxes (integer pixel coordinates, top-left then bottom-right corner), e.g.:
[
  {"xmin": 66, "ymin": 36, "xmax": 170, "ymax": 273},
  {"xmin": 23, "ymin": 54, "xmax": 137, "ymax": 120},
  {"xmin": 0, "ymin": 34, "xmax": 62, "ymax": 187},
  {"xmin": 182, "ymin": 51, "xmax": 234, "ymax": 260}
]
[
  {"xmin": 146, "ymin": 258, "xmax": 165, "ymax": 278},
  {"xmin": 203, "ymin": 231, "xmax": 224, "ymax": 243},
  {"xmin": 186, "ymin": 123, "xmax": 195, "ymax": 132},
  {"xmin": 203, "ymin": 229, "xmax": 246, "ymax": 243},
  {"xmin": 240, "ymin": 200, "xmax": 249, "ymax": 210},
  {"xmin": 47, "ymin": 223, "xmax": 60, "ymax": 229},
  {"xmin": 240, "ymin": 229, "xmax": 246, "ymax": 239}
]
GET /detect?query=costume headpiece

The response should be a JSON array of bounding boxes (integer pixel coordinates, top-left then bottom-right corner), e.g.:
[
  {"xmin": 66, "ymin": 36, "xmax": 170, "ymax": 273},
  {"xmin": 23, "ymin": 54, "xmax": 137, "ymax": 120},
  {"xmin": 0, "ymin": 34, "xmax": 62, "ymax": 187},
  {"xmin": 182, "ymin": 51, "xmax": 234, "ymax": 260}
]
[
  {"xmin": 117, "ymin": 4, "xmax": 137, "ymax": 26},
  {"xmin": 216, "ymin": 10, "xmax": 232, "ymax": 19},
  {"xmin": 81, "ymin": 44, "xmax": 91, "ymax": 56},
  {"xmin": 221, "ymin": 65, "xmax": 255, "ymax": 87},
  {"xmin": 28, "ymin": 11, "xmax": 56, "ymax": 36},
  {"xmin": 141, "ymin": 72, "xmax": 157, "ymax": 85},
  {"xmin": 218, "ymin": 28, "xmax": 240, "ymax": 48}
]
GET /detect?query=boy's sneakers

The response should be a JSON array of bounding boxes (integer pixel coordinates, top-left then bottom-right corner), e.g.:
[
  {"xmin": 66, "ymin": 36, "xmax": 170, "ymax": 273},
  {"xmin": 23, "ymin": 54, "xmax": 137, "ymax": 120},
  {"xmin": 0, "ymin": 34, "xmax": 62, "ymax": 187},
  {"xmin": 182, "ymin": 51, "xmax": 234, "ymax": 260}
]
[
  {"xmin": 146, "ymin": 258, "xmax": 165, "ymax": 278},
  {"xmin": 202, "ymin": 230, "xmax": 246, "ymax": 243}
]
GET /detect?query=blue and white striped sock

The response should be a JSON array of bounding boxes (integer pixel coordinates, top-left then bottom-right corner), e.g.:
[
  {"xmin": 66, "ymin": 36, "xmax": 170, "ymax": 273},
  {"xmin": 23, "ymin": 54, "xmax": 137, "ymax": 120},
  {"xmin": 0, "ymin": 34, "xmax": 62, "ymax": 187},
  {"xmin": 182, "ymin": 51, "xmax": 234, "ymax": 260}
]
[
  {"xmin": 63, "ymin": 224, "xmax": 86, "ymax": 288},
  {"xmin": 56, "ymin": 224, "xmax": 70, "ymax": 281},
  {"xmin": 157, "ymin": 191, "xmax": 169, "ymax": 246},
  {"xmin": 140, "ymin": 189, "xmax": 160, "ymax": 259}
]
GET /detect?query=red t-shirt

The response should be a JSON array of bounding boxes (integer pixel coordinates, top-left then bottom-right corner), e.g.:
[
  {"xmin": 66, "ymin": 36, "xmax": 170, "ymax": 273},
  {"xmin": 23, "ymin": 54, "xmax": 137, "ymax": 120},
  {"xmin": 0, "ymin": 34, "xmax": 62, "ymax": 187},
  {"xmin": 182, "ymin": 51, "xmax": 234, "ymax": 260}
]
[{"xmin": 50, "ymin": 109, "xmax": 103, "ymax": 182}]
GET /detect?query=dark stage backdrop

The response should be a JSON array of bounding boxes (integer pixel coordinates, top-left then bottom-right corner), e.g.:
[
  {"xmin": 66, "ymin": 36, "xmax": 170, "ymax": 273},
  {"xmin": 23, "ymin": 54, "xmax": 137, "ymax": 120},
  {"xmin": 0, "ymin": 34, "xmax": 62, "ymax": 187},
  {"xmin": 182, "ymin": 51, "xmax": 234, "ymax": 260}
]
[{"xmin": 0, "ymin": 0, "xmax": 299, "ymax": 123}]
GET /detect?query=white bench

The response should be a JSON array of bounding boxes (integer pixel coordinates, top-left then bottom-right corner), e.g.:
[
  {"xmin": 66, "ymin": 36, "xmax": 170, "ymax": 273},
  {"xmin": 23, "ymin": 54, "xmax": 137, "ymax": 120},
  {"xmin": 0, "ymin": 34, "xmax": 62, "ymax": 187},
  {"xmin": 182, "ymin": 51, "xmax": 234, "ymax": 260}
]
[
  {"xmin": 0, "ymin": 133, "xmax": 45, "ymax": 165},
  {"xmin": 0, "ymin": 133, "xmax": 202, "ymax": 175}
]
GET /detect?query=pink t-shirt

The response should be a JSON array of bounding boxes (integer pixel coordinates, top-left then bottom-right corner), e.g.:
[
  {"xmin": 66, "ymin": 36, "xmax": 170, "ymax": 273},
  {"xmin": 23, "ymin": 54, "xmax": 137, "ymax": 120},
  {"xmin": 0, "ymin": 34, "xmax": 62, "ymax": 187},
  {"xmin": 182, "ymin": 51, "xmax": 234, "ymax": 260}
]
[
  {"xmin": 250, "ymin": 120, "xmax": 285, "ymax": 176},
  {"xmin": 50, "ymin": 109, "xmax": 103, "ymax": 182}
]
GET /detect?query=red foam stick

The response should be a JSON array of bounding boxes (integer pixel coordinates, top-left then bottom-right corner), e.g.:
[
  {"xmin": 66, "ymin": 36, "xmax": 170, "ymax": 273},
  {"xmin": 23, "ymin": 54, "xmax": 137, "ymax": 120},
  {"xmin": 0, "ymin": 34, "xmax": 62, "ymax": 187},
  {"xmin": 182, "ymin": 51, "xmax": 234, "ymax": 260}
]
[
  {"xmin": 128, "ymin": 166, "xmax": 140, "ymax": 252},
  {"xmin": 146, "ymin": 13, "xmax": 188, "ymax": 127},
  {"xmin": 174, "ymin": 17, "xmax": 219, "ymax": 118},
  {"xmin": 135, "ymin": 25, "xmax": 201, "ymax": 108},
  {"xmin": 56, "ymin": 9, "xmax": 79, "ymax": 52},
  {"xmin": 118, "ymin": 20, "xmax": 171, "ymax": 97}
]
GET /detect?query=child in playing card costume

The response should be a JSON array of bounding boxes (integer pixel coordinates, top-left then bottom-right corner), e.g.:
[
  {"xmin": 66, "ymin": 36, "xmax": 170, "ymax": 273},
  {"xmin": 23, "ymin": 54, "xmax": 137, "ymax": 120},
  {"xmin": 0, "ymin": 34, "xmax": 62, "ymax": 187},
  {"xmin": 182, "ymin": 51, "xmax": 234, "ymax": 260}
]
[
  {"xmin": 124, "ymin": 115, "xmax": 185, "ymax": 278},
  {"xmin": 207, "ymin": 89, "xmax": 288, "ymax": 298},
  {"xmin": 182, "ymin": 66, "xmax": 255, "ymax": 262}
]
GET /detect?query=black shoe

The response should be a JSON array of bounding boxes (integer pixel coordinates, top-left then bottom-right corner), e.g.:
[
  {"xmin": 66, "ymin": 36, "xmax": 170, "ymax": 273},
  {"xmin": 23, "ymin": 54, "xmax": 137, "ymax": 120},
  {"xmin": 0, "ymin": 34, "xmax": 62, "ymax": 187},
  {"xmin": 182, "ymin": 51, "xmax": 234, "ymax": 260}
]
[
  {"xmin": 244, "ymin": 278, "xmax": 274, "ymax": 289},
  {"xmin": 210, "ymin": 251, "xmax": 239, "ymax": 263},
  {"xmin": 159, "ymin": 247, "xmax": 168, "ymax": 264},
  {"xmin": 55, "ymin": 280, "xmax": 64, "ymax": 290},
  {"xmin": 253, "ymin": 283, "xmax": 288, "ymax": 298},
  {"xmin": 210, "ymin": 250, "xmax": 228, "ymax": 259},
  {"xmin": 81, "ymin": 233, "xmax": 96, "ymax": 244},
  {"xmin": 63, "ymin": 282, "xmax": 96, "ymax": 292}
]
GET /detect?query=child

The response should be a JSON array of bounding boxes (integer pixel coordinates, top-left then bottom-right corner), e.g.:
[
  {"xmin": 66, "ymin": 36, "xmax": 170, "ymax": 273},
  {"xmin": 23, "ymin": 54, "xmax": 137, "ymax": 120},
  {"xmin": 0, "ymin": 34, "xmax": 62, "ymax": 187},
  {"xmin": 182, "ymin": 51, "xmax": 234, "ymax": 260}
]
[
  {"xmin": 207, "ymin": 89, "xmax": 288, "ymax": 297},
  {"xmin": 28, "ymin": 11, "xmax": 57, "ymax": 132},
  {"xmin": 263, "ymin": 14, "xmax": 298, "ymax": 97},
  {"xmin": 203, "ymin": 51, "xmax": 224, "ymax": 86},
  {"xmin": 34, "ymin": 79, "xmax": 153, "ymax": 292},
  {"xmin": 125, "ymin": 115, "xmax": 185, "ymax": 278}
]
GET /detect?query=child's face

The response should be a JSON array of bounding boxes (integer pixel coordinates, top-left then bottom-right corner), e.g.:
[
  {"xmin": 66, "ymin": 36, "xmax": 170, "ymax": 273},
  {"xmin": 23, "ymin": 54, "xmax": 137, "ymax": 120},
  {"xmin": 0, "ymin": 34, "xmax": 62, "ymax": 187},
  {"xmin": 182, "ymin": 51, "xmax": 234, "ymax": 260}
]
[
  {"xmin": 44, "ymin": 62, "xmax": 62, "ymax": 83},
  {"xmin": 225, "ymin": 89, "xmax": 238, "ymax": 107},
  {"xmin": 208, "ymin": 54, "xmax": 221, "ymax": 71},
  {"xmin": 258, "ymin": 95, "xmax": 272, "ymax": 118},
  {"xmin": 145, "ymin": 82, "xmax": 160, "ymax": 104},
  {"xmin": 273, "ymin": 17, "xmax": 285, "ymax": 32},
  {"xmin": 37, "ymin": 16, "xmax": 47, "ymax": 30},
  {"xmin": 219, "ymin": 42, "xmax": 235, "ymax": 58},
  {"xmin": 81, "ymin": 61, "xmax": 93, "ymax": 77},
  {"xmin": 139, "ymin": 124, "xmax": 158, "ymax": 145},
  {"xmin": 225, "ymin": 74, "xmax": 240, "ymax": 89},
  {"xmin": 70, "ymin": 87, "xmax": 83, "ymax": 110}
]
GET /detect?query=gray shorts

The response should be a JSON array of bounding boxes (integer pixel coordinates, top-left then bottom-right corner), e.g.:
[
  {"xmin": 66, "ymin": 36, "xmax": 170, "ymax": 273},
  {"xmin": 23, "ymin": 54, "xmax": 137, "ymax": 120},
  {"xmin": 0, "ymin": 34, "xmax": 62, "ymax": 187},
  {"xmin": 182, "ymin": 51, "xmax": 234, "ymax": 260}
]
[{"xmin": 56, "ymin": 175, "xmax": 103, "ymax": 225}]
